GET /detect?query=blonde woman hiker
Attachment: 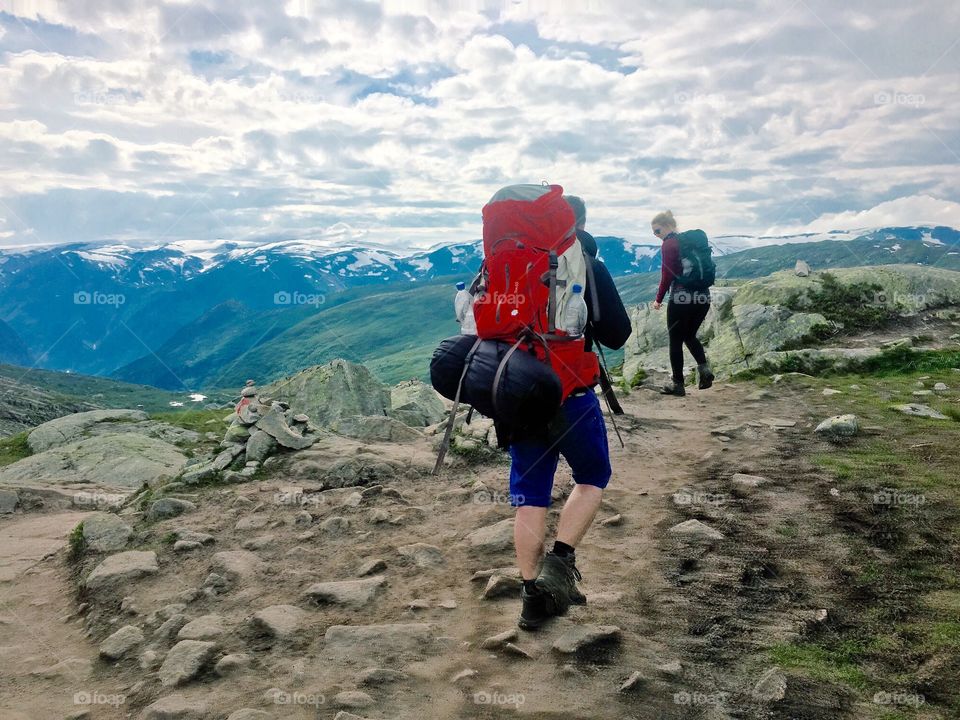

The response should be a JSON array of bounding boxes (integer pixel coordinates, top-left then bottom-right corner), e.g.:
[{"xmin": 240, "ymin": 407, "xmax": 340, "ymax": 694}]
[{"xmin": 650, "ymin": 210, "xmax": 716, "ymax": 396}]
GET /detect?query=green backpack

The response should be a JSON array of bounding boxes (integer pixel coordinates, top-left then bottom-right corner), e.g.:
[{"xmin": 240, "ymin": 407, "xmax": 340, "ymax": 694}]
[{"xmin": 676, "ymin": 229, "xmax": 716, "ymax": 291}]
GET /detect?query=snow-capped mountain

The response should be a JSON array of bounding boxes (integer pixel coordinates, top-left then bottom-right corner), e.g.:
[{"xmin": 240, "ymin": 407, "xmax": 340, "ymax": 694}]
[{"xmin": 0, "ymin": 225, "xmax": 956, "ymax": 379}]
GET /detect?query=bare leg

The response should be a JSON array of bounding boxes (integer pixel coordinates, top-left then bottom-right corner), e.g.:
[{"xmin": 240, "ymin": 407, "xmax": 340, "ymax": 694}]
[
  {"xmin": 556, "ymin": 484, "xmax": 603, "ymax": 548},
  {"xmin": 514, "ymin": 506, "xmax": 548, "ymax": 580}
]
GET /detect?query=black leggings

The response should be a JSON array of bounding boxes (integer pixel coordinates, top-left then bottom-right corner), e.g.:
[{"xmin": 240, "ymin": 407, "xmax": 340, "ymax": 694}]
[{"xmin": 666, "ymin": 292, "xmax": 710, "ymax": 381}]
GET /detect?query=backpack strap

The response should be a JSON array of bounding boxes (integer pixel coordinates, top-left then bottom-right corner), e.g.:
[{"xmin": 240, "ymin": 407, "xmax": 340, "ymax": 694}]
[
  {"xmin": 582, "ymin": 250, "xmax": 601, "ymax": 322},
  {"xmin": 432, "ymin": 337, "xmax": 483, "ymax": 476},
  {"xmin": 491, "ymin": 336, "xmax": 526, "ymax": 419},
  {"xmin": 546, "ymin": 250, "xmax": 559, "ymax": 332}
]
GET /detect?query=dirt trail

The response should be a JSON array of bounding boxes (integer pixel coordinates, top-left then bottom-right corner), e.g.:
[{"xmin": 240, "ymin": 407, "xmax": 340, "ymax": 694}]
[{"xmin": 0, "ymin": 380, "xmax": 840, "ymax": 720}]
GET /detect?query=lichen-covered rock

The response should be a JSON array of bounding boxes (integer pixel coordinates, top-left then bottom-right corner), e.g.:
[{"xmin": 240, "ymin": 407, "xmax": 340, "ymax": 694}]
[
  {"xmin": 261, "ymin": 360, "xmax": 391, "ymax": 427},
  {"xmin": 82, "ymin": 512, "xmax": 133, "ymax": 552},
  {"xmin": 330, "ymin": 415, "xmax": 423, "ymax": 443},
  {"xmin": 389, "ymin": 380, "xmax": 446, "ymax": 427},
  {"xmin": 27, "ymin": 409, "xmax": 149, "ymax": 453}
]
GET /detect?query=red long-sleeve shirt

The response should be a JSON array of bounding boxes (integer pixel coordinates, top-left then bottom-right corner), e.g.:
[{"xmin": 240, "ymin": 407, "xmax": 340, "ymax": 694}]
[{"xmin": 656, "ymin": 232, "xmax": 682, "ymax": 303}]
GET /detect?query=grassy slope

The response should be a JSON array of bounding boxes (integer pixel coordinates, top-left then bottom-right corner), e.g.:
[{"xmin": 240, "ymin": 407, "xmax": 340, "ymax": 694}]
[{"xmin": 748, "ymin": 351, "xmax": 960, "ymax": 717}]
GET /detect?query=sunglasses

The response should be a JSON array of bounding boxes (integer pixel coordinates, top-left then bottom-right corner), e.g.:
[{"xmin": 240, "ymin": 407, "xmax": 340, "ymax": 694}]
[{"xmin": 653, "ymin": 227, "xmax": 663, "ymax": 236}]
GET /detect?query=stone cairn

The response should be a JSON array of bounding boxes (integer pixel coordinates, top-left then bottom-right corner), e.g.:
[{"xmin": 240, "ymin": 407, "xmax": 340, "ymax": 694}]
[{"xmin": 179, "ymin": 380, "xmax": 319, "ymax": 484}]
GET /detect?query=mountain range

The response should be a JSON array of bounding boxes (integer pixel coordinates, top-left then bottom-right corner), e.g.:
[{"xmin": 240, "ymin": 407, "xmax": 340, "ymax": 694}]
[{"xmin": 0, "ymin": 226, "xmax": 957, "ymax": 389}]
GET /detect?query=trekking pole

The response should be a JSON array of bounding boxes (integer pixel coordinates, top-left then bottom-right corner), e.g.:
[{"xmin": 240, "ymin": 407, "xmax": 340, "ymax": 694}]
[{"xmin": 595, "ymin": 344, "xmax": 625, "ymax": 449}]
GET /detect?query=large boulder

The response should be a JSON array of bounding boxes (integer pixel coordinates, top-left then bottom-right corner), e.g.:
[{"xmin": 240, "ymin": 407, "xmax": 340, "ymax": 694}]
[
  {"xmin": 623, "ymin": 265, "xmax": 960, "ymax": 381},
  {"xmin": 262, "ymin": 360, "xmax": 391, "ymax": 427},
  {"xmin": 329, "ymin": 415, "xmax": 423, "ymax": 443},
  {"xmin": 388, "ymin": 380, "xmax": 446, "ymax": 427},
  {"xmin": 0, "ymin": 434, "xmax": 187, "ymax": 491},
  {"xmin": 27, "ymin": 409, "xmax": 148, "ymax": 453},
  {"xmin": 81, "ymin": 512, "xmax": 133, "ymax": 553}
]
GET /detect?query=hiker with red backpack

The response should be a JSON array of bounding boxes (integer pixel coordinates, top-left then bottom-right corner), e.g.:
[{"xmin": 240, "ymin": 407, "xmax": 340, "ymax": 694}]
[
  {"xmin": 430, "ymin": 184, "xmax": 631, "ymax": 630},
  {"xmin": 651, "ymin": 210, "xmax": 716, "ymax": 396}
]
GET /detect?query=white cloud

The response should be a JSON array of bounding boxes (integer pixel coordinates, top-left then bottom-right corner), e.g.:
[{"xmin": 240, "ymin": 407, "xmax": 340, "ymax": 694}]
[
  {"xmin": 0, "ymin": 1, "xmax": 957, "ymax": 249},
  {"xmin": 768, "ymin": 195, "xmax": 960, "ymax": 235}
]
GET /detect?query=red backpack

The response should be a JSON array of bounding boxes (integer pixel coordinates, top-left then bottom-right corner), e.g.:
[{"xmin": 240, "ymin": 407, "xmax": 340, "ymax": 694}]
[{"xmin": 472, "ymin": 183, "xmax": 599, "ymax": 402}]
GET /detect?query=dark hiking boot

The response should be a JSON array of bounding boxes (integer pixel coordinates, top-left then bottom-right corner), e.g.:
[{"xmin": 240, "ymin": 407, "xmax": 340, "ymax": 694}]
[
  {"xmin": 660, "ymin": 378, "xmax": 686, "ymax": 396},
  {"xmin": 518, "ymin": 583, "xmax": 551, "ymax": 631},
  {"xmin": 697, "ymin": 363, "xmax": 715, "ymax": 390},
  {"xmin": 535, "ymin": 552, "xmax": 585, "ymax": 615}
]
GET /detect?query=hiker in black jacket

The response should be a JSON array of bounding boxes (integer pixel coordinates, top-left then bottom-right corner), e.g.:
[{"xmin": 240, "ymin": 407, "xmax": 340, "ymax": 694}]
[{"xmin": 507, "ymin": 195, "xmax": 632, "ymax": 631}]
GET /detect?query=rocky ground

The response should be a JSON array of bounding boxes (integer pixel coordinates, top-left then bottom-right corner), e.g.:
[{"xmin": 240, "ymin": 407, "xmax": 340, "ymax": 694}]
[{"xmin": 3, "ymin": 371, "xmax": 929, "ymax": 720}]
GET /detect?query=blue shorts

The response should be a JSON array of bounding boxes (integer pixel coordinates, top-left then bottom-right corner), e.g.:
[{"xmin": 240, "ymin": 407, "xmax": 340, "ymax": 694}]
[{"xmin": 508, "ymin": 390, "xmax": 612, "ymax": 507}]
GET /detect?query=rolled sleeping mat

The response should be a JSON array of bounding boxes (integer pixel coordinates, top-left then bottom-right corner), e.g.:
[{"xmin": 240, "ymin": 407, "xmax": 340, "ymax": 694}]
[{"xmin": 430, "ymin": 335, "xmax": 562, "ymax": 431}]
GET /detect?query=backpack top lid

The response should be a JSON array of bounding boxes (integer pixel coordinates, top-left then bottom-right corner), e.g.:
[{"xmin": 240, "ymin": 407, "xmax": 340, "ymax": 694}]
[{"xmin": 481, "ymin": 183, "xmax": 576, "ymax": 254}]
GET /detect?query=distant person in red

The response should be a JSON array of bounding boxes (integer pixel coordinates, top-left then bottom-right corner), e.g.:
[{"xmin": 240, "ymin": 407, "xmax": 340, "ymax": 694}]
[{"xmin": 651, "ymin": 210, "xmax": 713, "ymax": 396}]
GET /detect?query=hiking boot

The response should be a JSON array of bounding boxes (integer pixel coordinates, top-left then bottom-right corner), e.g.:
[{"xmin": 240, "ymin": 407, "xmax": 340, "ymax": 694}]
[
  {"xmin": 535, "ymin": 552, "xmax": 586, "ymax": 615},
  {"xmin": 660, "ymin": 378, "xmax": 686, "ymax": 396},
  {"xmin": 518, "ymin": 583, "xmax": 551, "ymax": 631},
  {"xmin": 697, "ymin": 363, "xmax": 715, "ymax": 390}
]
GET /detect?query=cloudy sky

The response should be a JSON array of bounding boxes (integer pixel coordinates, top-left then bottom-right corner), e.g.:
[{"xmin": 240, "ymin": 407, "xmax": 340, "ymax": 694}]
[{"xmin": 0, "ymin": 0, "xmax": 958, "ymax": 252}]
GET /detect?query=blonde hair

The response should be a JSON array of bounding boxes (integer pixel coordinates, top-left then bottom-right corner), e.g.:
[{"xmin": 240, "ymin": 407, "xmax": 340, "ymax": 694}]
[{"xmin": 651, "ymin": 210, "xmax": 676, "ymax": 231}]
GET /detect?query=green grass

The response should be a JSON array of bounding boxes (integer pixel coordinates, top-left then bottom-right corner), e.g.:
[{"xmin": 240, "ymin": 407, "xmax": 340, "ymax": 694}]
[
  {"xmin": 783, "ymin": 271, "xmax": 898, "ymax": 331},
  {"xmin": 150, "ymin": 408, "xmax": 230, "ymax": 435},
  {"xmin": 0, "ymin": 431, "xmax": 31, "ymax": 467},
  {"xmin": 769, "ymin": 363, "xmax": 960, "ymax": 713},
  {"xmin": 769, "ymin": 642, "xmax": 870, "ymax": 689},
  {"xmin": 67, "ymin": 522, "xmax": 86, "ymax": 562}
]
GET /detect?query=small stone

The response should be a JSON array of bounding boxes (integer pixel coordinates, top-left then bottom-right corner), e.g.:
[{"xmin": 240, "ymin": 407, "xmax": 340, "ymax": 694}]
[
  {"xmin": 552, "ymin": 625, "xmax": 622, "ymax": 654},
  {"xmin": 397, "ymin": 543, "xmax": 444, "ymax": 568},
  {"xmin": 934, "ymin": 382, "xmax": 949, "ymax": 391},
  {"xmin": 481, "ymin": 574, "xmax": 522, "ymax": 600},
  {"xmin": 321, "ymin": 516, "xmax": 351, "ymax": 535},
  {"xmin": 158, "ymin": 640, "xmax": 218, "ymax": 686},
  {"xmin": 99, "ymin": 624, "xmax": 144, "ymax": 660},
  {"xmin": 154, "ymin": 614, "xmax": 189, "ymax": 639},
  {"xmin": 139, "ymin": 649, "xmax": 161, "ymax": 670},
  {"xmin": 173, "ymin": 540, "xmax": 203, "ymax": 553},
  {"xmin": 656, "ymin": 660, "xmax": 683, "ymax": 676},
  {"xmin": 84, "ymin": 551, "xmax": 159, "ymax": 591},
  {"xmin": 294, "ymin": 510, "xmax": 312, "ymax": 527},
  {"xmin": 600, "ymin": 514, "xmax": 622, "ymax": 526},
  {"xmin": 242, "ymin": 535, "xmax": 274, "ymax": 551},
  {"xmin": 451, "ymin": 668, "xmax": 478, "ymax": 683},
  {"xmin": 333, "ymin": 690, "xmax": 374, "ymax": 708},
  {"xmin": 215, "ymin": 653, "xmax": 251, "ymax": 677},
  {"xmin": 619, "ymin": 671, "xmax": 647, "ymax": 692},
  {"xmin": 752, "ymin": 666, "xmax": 787, "ymax": 702},
  {"xmin": 503, "ymin": 642, "xmax": 535, "ymax": 658},
  {"xmin": 148, "ymin": 498, "xmax": 196, "ymax": 521},
  {"xmin": 368, "ymin": 508, "xmax": 390, "ymax": 524},
  {"xmin": 821, "ymin": 388, "xmax": 842, "ymax": 396},
  {"xmin": 177, "ymin": 614, "xmax": 225, "ymax": 640},
  {"xmin": 139, "ymin": 694, "xmax": 209, "ymax": 720},
  {"xmin": 814, "ymin": 414, "xmax": 859, "ymax": 436},
  {"xmin": 480, "ymin": 628, "xmax": 517, "ymax": 650},
  {"xmin": 305, "ymin": 576, "xmax": 386, "ymax": 609},
  {"xmin": 438, "ymin": 599, "xmax": 457, "ymax": 609},
  {"xmin": 234, "ymin": 515, "xmax": 269, "ymax": 532},
  {"xmin": 892, "ymin": 403, "xmax": 949, "ymax": 420},
  {"xmin": 81, "ymin": 513, "xmax": 133, "ymax": 553},
  {"xmin": 357, "ymin": 558, "xmax": 387, "ymax": 576},
  {"xmin": 250, "ymin": 605, "xmax": 306, "ymax": 639},
  {"xmin": 667, "ymin": 519, "xmax": 725, "ymax": 541},
  {"xmin": 356, "ymin": 667, "xmax": 409, "ymax": 686},
  {"xmin": 463, "ymin": 519, "xmax": 514, "ymax": 552},
  {"xmin": 731, "ymin": 473, "xmax": 768, "ymax": 487}
]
